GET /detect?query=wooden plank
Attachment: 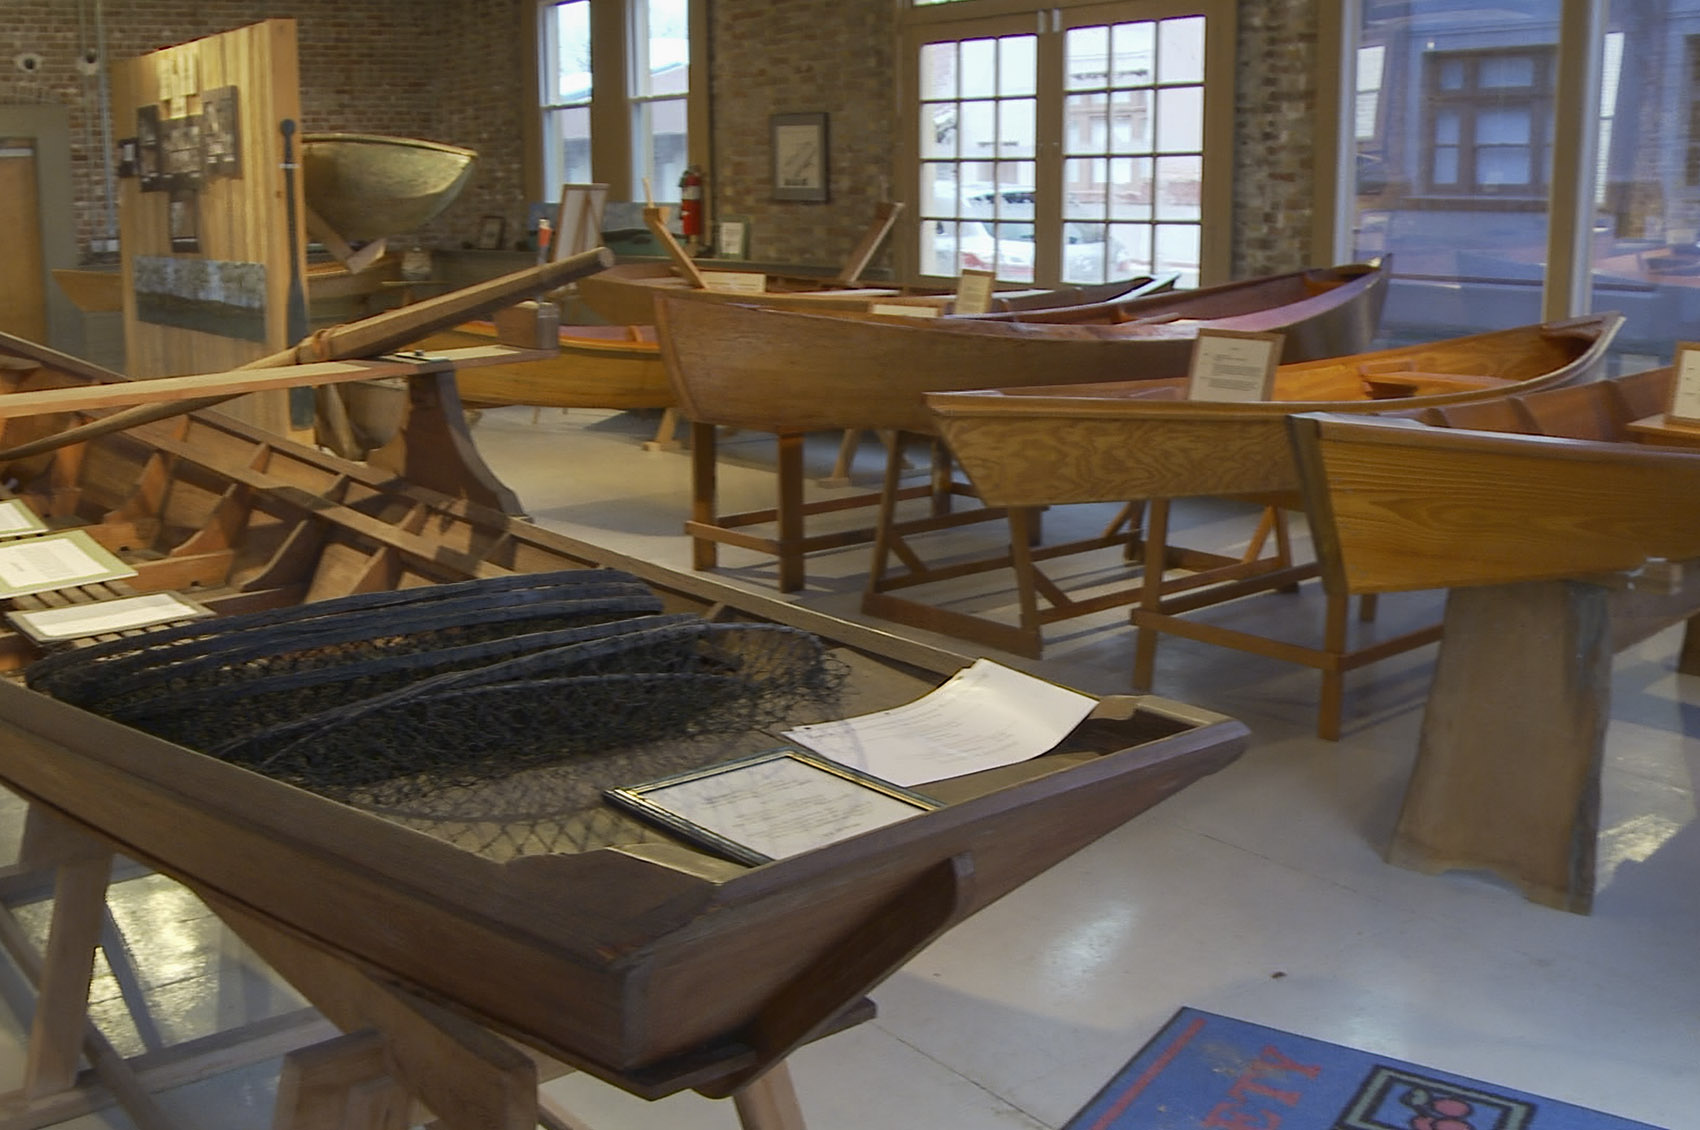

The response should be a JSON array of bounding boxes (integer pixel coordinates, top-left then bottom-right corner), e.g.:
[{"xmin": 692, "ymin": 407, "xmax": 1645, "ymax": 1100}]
[{"xmin": 833, "ymin": 202, "xmax": 904, "ymax": 286}]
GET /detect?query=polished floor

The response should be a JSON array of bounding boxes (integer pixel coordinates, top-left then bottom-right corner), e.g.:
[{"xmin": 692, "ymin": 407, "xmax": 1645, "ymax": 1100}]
[{"xmin": 8, "ymin": 405, "xmax": 1698, "ymax": 1128}]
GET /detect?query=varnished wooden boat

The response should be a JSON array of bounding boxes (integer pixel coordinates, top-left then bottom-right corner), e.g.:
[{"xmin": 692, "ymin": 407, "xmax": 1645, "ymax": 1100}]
[
  {"xmin": 1287, "ymin": 366, "xmax": 1697, "ymax": 914},
  {"xmin": 578, "ymin": 259, "xmax": 1166, "ymax": 324},
  {"xmin": 655, "ymin": 259, "xmax": 1388, "ymax": 596},
  {"xmin": 413, "ymin": 321, "xmax": 668, "ymax": 414},
  {"xmin": 927, "ymin": 313, "xmax": 1620, "ymax": 507},
  {"xmin": 919, "ymin": 314, "xmax": 1621, "ymax": 737},
  {"xmin": 0, "ymin": 328, "xmax": 1248, "ymax": 1103},
  {"xmin": 659, "ymin": 259, "xmax": 1390, "ymax": 436}
]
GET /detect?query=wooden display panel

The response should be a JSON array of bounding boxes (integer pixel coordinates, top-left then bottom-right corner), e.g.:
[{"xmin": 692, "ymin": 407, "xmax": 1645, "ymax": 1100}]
[{"xmin": 112, "ymin": 20, "xmax": 307, "ymax": 437}]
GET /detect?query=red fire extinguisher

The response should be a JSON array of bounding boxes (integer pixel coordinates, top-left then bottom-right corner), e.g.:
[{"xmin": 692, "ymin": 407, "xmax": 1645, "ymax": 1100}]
[{"xmin": 679, "ymin": 165, "xmax": 704, "ymax": 239}]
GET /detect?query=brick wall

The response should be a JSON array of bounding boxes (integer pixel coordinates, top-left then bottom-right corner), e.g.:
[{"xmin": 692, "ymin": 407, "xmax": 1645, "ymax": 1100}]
[
  {"xmin": 3, "ymin": 0, "xmax": 1321, "ymax": 274},
  {"xmin": 0, "ymin": 1, "xmax": 444, "ymax": 258},
  {"xmin": 708, "ymin": 0, "xmax": 897, "ymax": 269},
  {"xmin": 1233, "ymin": 0, "xmax": 1320, "ymax": 276}
]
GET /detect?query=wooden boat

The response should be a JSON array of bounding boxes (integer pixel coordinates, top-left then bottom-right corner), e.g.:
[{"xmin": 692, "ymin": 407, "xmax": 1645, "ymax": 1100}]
[
  {"xmin": 1288, "ymin": 365, "xmax": 1698, "ymax": 913},
  {"xmin": 654, "ymin": 258, "xmax": 1390, "ymax": 595},
  {"xmin": 579, "ymin": 260, "xmax": 1162, "ymax": 323},
  {"xmin": 409, "ymin": 318, "xmax": 680, "ymax": 448},
  {"xmin": 300, "ymin": 133, "xmax": 478, "ymax": 244},
  {"xmin": 0, "ymin": 327, "xmax": 1248, "ymax": 1109},
  {"xmin": 923, "ymin": 313, "xmax": 1623, "ymax": 737}
]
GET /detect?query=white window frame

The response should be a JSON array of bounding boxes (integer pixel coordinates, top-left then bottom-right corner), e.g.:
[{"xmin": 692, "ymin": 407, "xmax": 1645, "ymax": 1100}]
[
  {"xmin": 897, "ymin": 0, "xmax": 1235, "ymax": 287},
  {"xmin": 528, "ymin": 0, "xmax": 708, "ymax": 206}
]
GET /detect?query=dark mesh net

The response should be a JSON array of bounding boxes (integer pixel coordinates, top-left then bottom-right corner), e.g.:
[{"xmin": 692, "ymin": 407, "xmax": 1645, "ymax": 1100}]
[{"xmin": 27, "ymin": 570, "xmax": 848, "ymax": 829}]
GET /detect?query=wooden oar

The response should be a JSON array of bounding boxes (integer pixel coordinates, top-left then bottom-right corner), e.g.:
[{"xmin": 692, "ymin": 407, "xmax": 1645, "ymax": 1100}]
[{"xmin": 0, "ymin": 247, "xmax": 614, "ymax": 462}]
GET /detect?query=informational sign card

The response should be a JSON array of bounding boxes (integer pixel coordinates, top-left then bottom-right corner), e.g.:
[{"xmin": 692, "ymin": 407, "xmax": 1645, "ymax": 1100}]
[
  {"xmin": 1185, "ymin": 328, "xmax": 1285, "ymax": 402},
  {"xmin": 0, "ymin": 530, "xmax": 136, "ymax": 598}
]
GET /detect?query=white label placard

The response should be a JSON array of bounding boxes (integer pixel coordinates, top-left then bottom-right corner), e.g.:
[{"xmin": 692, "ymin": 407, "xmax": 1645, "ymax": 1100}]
[
  {"xmin": 7, "ymin": 591, "xmax": 211, "ymax": 642},
  {"xmin": 953, "ymin": 268, "xmax": 997, "ymax": 315},
  {"xmin": 703, "ymin": 270, "xmax": 767, "ymax": 294},
  {"xmin": 1185, "ymin": 328, "xmax": 1285, "ymax": 403},
  {"xmin": 0, "ymin": 530, "xmax": 136, "ymax": 598},
  {"xmin": 870, "ymin": 303, "xmax": 941, "ymax": 318},
  {"xmin": 0, "ymin": 500, "xmax": 47, "ymax": 540},
  {"xmin": 716, "ymin": 220, "xmax": 747, "ymax": 259},
  {"xmin": 1670, "ymin": 342, "xmax": 1700, "ymax": 424}
]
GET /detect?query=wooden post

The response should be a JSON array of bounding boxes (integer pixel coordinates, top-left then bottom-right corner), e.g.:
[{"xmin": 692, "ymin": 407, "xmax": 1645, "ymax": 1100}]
[{"xmin": 1388, "ymin": 580, "xmax": 1611, "ymax": 913}]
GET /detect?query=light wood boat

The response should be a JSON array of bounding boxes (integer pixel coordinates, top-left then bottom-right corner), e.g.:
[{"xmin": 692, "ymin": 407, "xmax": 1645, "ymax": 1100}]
[
  {"xmin": 0, "ymin": 328, "xmax": 1248, "ymax": 1103},
  {"xmin": 920, "ymin": 313, "xmax": 1622, "ymax": 737},
  {"xmin": 655, "ymin": 259, "xmax": 1392, "ymax": 595},
  {"xmin": 1287, "ymin": 365, "xmax": 1698, "ymax": 914},
  {"xmin": 928, "ymin": 313, "xmax": 1620, "ymax": 507}
]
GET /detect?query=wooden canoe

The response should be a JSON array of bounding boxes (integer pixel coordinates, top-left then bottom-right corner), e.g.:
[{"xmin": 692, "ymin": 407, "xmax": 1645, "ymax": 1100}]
[
  {"xmin": 913, "ymin": 314, "xmax": 1621, "ymax": 738},
  {"xmin": 0, "ymin": 328, "xmax": 1248, "ymax": 1101},
  {"xmin": 414, "ymin": 320, "xmax": 670, "ymax": 412},
  {"xmin": 1286, "ymin": 366, "xmax": 1698, "ymax": 913},
  {"xmin": 658, "ymin": 259, "xmax": 1392, "ymax": 437},
  {"xmin": 927, "ymin": 313, "xmax": 1621, "ymax": 507},
  {"xmin": 576, "ymin": 259, "xmax": 1161, "ymax": 324}
]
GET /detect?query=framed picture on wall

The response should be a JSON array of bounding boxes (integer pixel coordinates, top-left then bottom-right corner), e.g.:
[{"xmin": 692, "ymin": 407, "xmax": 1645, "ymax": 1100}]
[
  {"xmin": 476, "ymin": 215, "xmax": 507, "ymax": 251},
  {"xmin": 771, "ymin": 113, "xmax": 828, "ymax": 203}
]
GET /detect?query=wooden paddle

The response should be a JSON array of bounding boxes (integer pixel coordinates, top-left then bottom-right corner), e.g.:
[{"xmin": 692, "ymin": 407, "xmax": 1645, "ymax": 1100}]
[{"xmin": 0, "ymin": 247, "xmax": 615, "ymax": 462}]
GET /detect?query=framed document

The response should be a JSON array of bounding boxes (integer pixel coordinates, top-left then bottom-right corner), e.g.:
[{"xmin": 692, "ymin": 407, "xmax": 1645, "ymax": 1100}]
[
  {"xmin": 606, "ymin": 747, "xmax": 938, "ymax": 866},
  {"xmin": 7, "ymin": 591, "xmax": 212, "ymax": 644},
  {"xmin": 715, "ymin": 217, "xmax": 749, "ymax": 259},
  {"xmin": 0, "ymin": 530, "xmax": 136, "ymax": 598},
  {"xmin": 1186, "ymin": 328, "xmax": 1284, "ymax": 403},
  {"xmin": 953, "ymin": 268, "xmax": 997, "ymax": 315},
  {"xmin": 771, "ymin": 113, "xmax": 828, "ymax": 203},
  {"xmin": 1668, "ymin": 342, "xmax": 1700, "ymax": 425},
  {"xmin": 703, "ymin": 270, "xmax": 768, "ymax": 295}
]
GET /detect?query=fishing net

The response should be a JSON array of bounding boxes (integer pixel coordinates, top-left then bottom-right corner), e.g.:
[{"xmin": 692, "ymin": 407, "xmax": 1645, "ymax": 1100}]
[{"xmin": 26, "ymin": 569, "xmax": 848, "ymax": 842}]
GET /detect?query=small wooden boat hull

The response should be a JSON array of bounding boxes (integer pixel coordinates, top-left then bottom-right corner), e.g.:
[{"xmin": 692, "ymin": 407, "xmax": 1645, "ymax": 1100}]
[
  {"xmin": 415, "ymin": 321, "xmax": 671, "ymax": 411},
  {"xmin": 301, "ymin": 132, "xmax": 478, "ymax": 243},
  {"xmin": 577, "ymin": 260, "xmax": 1161, "ymax": 324},
  {"xmin": 0, "ymin": 330, "xmax": 1248, "ymax": 1099},
  {"xmin": 929, "ymin": 314, "xmax": 1621, "ymax": 508},
  {"xmin": 1289, "ymin": 365, "xmax": 1692, "ymax": 595},
  {"xmin": 658, "ymin": 261, "xmax": 1392, "ymax": 436}
]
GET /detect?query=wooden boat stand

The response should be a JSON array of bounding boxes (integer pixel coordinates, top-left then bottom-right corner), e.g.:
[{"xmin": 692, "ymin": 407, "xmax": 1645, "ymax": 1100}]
[
  {"xmin": 0, "ymin": 803, "xmax": 820, "ymax": 1130},
  {"xmin": 1388, "ymin": 567, "xmax": 1700, "ymax": 915},
  {"xmin": 861, "ymin": 460, "xmax": 1309, "ymax": 662},
  {"xmin": 1130, "ymin": 496, "xmax": 1443, "ymax": 741},
  {"xmin": 688, "ymin": 423, "xmax": 982, "ymax": 592}
]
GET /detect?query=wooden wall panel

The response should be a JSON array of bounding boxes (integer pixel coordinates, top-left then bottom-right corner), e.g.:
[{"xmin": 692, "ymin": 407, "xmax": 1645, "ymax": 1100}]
[{"xmin": 114, "ymin": 19, "xmax": 305, "ymax": 436}]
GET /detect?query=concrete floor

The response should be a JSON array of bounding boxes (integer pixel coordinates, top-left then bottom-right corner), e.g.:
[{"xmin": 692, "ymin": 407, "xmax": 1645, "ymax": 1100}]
[{"xmin": 6, "ymin": 404, "xmax": 1696, "ymax": 1128}]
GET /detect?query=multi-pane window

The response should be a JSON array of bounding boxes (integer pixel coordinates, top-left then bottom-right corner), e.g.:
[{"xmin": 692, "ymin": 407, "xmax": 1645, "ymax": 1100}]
[
  {"xmin": 539, "ymin": 0, "xmax": 593, "ymax": 191},
  {"xmin": 630, "ymin": 0, "xmax": 689, "ymax": 197},
  {"xmin": 1423, "ymin": 48, "xmax": 1554, "ymax": 196},
  {"xmin": 1064, "ymin": 16, "xmax": 1205, "ymax": 286},
  {"xmin": 906, "ymin": 1, "xmax": 1227, "ymax": 289},
  {"xmin": 536, "ymin": 0, "xmax": 691, "ymax": 202},
  {"xmin": 918, "ymin": 35, "xmax": 1040, "ymax": 281}
]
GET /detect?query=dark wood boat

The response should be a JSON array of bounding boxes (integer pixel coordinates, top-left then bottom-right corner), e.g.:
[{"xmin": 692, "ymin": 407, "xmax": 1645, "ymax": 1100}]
[
  {"xmin": 1288, "ymin": 365, "xmax": 1697, "ymax": 913},
  {"xmin": 0, "ymin": 323, "xmax": 1248, "ymax": 1105},
  {"xmin": 654, "ymin": 259, "xmax": 1391, "ymax": 595},
  {"xmin": 917, "ymin": 314, "xmax": 1622, "ymax": 737}
]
